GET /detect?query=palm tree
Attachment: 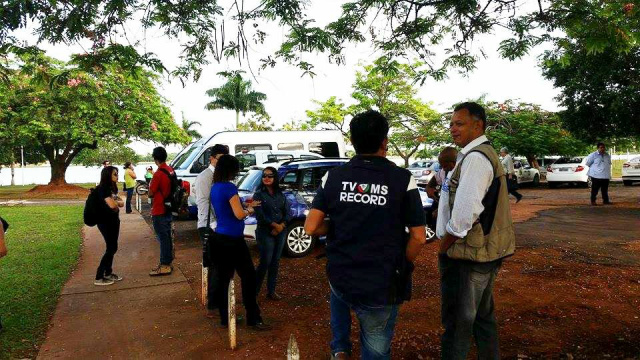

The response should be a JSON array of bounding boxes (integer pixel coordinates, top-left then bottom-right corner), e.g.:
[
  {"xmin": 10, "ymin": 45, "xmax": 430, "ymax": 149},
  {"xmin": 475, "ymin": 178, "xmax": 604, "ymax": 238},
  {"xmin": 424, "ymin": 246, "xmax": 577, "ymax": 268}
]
[
  {"xmin": 205, "ymin": 70, "xmax": 267, "ymax": 129},
  {"xmin": 181, "ymin": 113, "xmax": 202, "ymax": 140}
]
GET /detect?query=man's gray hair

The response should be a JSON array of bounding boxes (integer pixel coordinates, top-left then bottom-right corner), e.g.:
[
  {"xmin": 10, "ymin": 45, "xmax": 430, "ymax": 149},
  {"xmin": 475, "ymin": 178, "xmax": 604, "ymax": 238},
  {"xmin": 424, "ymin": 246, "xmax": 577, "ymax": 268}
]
[{"xmin": 500, "ymin": 147, "xmax": 509, "ymax": 153}]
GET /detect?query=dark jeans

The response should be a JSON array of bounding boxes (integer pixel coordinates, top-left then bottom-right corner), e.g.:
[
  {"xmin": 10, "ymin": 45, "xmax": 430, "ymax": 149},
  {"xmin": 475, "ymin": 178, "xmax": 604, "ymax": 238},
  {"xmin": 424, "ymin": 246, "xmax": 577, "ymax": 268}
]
[
  {"xmin": 330, "ymin": 286, "xmax": 399, "ymax": 360},
  {"xmin": 439, "ymin": 255, "xmax": 501, "ymax": 360},
  {"xmin": 198, "ymin": 227, "xmax": 219, "ymax": 310},
  {"xmin": 152, "ymin": 214, "xmax": 173, "ymax": 265},
  {"xmin": 125, "ymin": 188, "xmax": 133, "ymax": 212},
  {"xmin": 96, "ymin": 220, "xmax": 120, "ymax": 280},
  {"xmin": 212, "ymin": 233, "xmax": 261, "ymax": 326},
  {"xmin": 590, "ymin": 178, "xmax": 610, "ymax": 204},
  {"xmin": 255, "ymin": 227, "xmax": 286, "ymax": 296},
  {"xmin": 507, "ymin": 177, "xmax": 522, "ymax": 200}
]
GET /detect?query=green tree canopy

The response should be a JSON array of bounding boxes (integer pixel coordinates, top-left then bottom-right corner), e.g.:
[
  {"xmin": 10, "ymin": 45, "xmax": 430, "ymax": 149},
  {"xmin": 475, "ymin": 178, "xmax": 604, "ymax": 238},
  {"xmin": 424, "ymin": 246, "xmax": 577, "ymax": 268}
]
[
  {"xmin": 484, "ymin": 100, "xmax": 589, "ymax": 168},
  {"xmin": 72, "ymin": 140, "xmax": 141, "ymax": 167},
  {"xmin": 180, "ymin": 112, "xmax": 202, "ymax": 140},
  {"xmin": 205, "ymin": 70, "xmax": 267, "ymax": 130},
  {"xmin": 0, "ymin": 51, "xmax": 189, "ymax": 185}
]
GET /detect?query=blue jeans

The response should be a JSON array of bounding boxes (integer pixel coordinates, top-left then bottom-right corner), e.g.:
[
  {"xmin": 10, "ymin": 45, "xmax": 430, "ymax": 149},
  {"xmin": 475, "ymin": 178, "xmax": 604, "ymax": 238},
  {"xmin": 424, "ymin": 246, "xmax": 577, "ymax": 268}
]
[
  {"xmin": 152, "ymin": 214, "xmax": 173, "ymax": 265},
  {"xmin": 330, "ymin": 286, "xmax": 399, "ymax": 360},
  {"xmin": 255, "ymin": 227, "xmax": 286, "ymax": 295},
  {"xmin": 439, "ymin": 254, "xmax": 501, "ymax": 360},
  {"xmin": 125, "ymin": 188, "xmax": 134, "ymax": 213}
]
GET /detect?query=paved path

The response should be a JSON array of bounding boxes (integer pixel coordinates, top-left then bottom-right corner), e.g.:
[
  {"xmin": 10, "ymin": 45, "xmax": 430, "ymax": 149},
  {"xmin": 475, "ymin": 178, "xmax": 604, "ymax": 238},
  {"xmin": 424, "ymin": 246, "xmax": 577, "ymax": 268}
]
[{"xmin": 36, "ymin": 212, "xmax": 227, "ymax": 359}]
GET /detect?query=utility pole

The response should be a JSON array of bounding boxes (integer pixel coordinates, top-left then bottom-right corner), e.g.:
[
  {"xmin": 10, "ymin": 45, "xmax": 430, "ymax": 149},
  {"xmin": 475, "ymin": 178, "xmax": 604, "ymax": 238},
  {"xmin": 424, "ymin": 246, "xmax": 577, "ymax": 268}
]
[{"xmin": 21, "ymin": 146, "xmax": 25, "ymax": 186}]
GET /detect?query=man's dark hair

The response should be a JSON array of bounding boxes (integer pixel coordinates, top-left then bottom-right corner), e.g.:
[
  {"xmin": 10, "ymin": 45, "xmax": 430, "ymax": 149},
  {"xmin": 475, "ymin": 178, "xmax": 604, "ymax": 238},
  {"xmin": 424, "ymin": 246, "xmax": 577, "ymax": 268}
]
[
  {"xmin": 597, "ymin": 142, "xmax": 605, "ymax": 148},
  {"xmin": 102, "ymin": 160, "xmax": 110, "ymax": 166},
  {"xmin": 454, "ymin": 102, "xmax": 487, "ymax": 129},
  {"xmin": 152, "ymin": 146, "xmax": 168, "ymax": 163},
  {"xmin": 209, "ymin": 144, "xmax": 230, "ymax": 158},
  {"xmin": 349, "ymin": 110, "xmax": 389, "ymax": 154},
  {"xmin": 213, "ymin": 155, "xmax": 240, "ymax": 183}
]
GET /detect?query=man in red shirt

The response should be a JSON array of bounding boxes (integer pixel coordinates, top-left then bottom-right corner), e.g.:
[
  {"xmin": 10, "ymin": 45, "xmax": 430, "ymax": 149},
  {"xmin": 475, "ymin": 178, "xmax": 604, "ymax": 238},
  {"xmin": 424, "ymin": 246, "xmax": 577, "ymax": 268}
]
[{"xmin": 148, "ymin": 147, "xmax": 174, "ymax": 276}]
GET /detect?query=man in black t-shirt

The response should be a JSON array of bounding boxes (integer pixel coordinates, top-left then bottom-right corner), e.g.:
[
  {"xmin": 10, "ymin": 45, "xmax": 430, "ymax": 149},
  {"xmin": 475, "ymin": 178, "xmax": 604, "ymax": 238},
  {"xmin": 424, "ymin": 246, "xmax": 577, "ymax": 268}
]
[{"xmin": 305, "ymin": 110, "xmax": 428, "ymax": 359}]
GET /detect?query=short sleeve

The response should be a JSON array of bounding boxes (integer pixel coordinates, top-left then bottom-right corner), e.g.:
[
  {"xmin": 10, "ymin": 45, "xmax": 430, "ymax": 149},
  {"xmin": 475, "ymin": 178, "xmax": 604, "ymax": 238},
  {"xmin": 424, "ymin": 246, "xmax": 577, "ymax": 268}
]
[
  {"xmin": 224, "ymin": 183, "xmax": 239, "ymax": 201},
  {"xmin": 404, "ymin": 176, "xmax": 426, "ymax": 227},
  {"xmin": 310, "ymin": 172, "xmax": 329, "ymax": 213}
]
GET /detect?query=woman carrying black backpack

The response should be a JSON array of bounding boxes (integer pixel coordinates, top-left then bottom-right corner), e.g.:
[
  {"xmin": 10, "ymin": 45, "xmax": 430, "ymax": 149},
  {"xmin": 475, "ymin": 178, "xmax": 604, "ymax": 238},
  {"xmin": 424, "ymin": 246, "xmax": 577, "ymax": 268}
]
[{"xmin": 94, "ymin": 166, "xmax": 125, "ymax": 286}]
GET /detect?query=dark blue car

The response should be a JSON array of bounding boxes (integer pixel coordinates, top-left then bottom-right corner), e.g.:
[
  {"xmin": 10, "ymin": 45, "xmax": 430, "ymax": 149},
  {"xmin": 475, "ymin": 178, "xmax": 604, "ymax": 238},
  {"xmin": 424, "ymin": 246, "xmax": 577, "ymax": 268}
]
[{"xmin": 237, "ymin": 158, "xmax": 435, "ymax": 257}]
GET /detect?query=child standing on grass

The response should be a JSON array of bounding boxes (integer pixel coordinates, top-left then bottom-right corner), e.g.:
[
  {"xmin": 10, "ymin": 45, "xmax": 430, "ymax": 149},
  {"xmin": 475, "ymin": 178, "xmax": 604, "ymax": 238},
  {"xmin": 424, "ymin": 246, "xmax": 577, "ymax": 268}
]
[{"xmin": 94, "ymin": 166, "xmax": 124, "ymax": 286}]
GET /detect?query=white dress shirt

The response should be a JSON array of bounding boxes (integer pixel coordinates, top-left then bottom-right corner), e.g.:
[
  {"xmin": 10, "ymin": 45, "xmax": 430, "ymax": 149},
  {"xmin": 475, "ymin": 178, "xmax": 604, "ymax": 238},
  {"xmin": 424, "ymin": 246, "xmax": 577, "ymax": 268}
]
[
  {"xmin": 586, "ymin": 151, "xmax": 611, "ymax": 179},
  {"xmin": 436, "ymin": 135, "xmax": 494, "ymax": 239},
  {"xmin": 194, "ymin": 164, "xmax": 216, "ymax": 229},
  {"xmin": 501, "ymin": 154, "xmax": 515, "ymax": 175}
]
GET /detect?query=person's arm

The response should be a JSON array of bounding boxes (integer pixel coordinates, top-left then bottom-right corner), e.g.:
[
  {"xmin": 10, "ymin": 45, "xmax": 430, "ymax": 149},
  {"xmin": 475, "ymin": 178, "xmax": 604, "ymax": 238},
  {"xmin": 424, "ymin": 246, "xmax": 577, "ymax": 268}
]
[
  {"xmin": 194, "ymin": 173, "xmax": 211, "ymax": 227},
  {"xmin": 128, "ymin": 168, "xmax": 137, "ymax": 179},
  {"xmin": 305, "ymin": 209, "xmax": 328, "ymax": 236},
  {"xmin": 105, "ymin": 196, "xmax": 120, "ymax": 212},
  {"xmin": 253, "ymin": 193, "xmax": 276, "ymax": 227},
  {"xmin": 441, "ymin": 152, "xmax": 493, "ymax": 253},
  {"xmin": 304, "ymin": 172, "xmax": 330, "ymax": 236},
  {"xmin": 426, "ymin": 175, "xmax": 438, "ymax": 198},
  {"xmin": 281, "ymin": 194, "xmax": 291, "ymax": 228},
  {"xmin": 585, "ymin": 153, "xmax": 595, "ymax": 167},
  {"xmin": 148, "ymin": 171, "xmax": 161, "ymax": 198},
  {"xmin": 403, "ymin": 176, "xmax": 428, "ymax": 261},
  {"xmin": 0, "ymin": 220, "xmax": 7, "ymax": 258},
  {"xmin": 229, "ymin": 194, "xmax": 254, "ymax": 220}
]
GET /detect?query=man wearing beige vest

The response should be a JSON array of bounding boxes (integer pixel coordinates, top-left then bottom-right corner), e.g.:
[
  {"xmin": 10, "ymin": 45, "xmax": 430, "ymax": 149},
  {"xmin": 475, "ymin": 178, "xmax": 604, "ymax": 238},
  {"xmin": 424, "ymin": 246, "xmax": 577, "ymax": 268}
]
[{"xmin": 436, "ymin": 102, "xmax": 515, "ymax": 360}]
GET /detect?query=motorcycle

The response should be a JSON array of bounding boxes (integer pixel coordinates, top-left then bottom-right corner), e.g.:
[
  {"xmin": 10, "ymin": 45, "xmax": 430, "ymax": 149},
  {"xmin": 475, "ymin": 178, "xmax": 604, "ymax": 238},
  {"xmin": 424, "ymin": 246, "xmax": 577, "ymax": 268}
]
[{"xmin": 135, "ymin": 179, "xmax": 149, "ymax": 195}]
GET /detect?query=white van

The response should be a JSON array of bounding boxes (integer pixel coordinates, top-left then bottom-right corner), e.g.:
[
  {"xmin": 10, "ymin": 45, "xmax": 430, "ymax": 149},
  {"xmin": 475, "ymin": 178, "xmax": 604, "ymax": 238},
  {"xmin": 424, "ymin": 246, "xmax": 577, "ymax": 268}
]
[
  {"xmin": 171, "ymin": 130, "xmax": 346, "ymax": 216},
  {"xmin": 236, "ymin": 150, "xmax": 324, "ymax": 172}
]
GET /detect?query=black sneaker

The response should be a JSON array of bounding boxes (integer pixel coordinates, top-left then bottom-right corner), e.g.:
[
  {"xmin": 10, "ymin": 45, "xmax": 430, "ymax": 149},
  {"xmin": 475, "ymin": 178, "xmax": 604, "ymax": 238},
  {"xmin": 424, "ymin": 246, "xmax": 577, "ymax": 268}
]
[
  {"xmin": 105, "ymin": 273, "xmax": 123, "ymax": 281},
  {"xmin": 249, "ymin": 321, "xmax": 272, "ymax": 331}
]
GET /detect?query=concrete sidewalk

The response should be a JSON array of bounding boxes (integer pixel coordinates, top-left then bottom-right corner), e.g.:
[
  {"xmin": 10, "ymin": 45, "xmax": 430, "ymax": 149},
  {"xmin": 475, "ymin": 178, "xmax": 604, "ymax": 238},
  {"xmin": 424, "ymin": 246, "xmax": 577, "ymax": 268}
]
[{"xmin": 37, "ymin": 212, "xmax": 226, "ymax": 359}]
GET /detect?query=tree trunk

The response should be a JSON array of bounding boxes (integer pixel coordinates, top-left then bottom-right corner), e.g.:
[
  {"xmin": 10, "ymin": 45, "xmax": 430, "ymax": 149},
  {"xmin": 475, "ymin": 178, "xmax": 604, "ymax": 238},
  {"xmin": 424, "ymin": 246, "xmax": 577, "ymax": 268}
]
[
  {"xmin": 49, "ymin": 160, "xmax": 68, "ymax": 185},
  {"xmin": 235, "ymin": 111, "xmax": 240, "ymax": 130},
  {"xmin": 10, "ymin": 162, "xmax": 15, "ymax": 186},
  {"xmin": 526, "ymin": 155, "xmax": 539, "ymax": 170}
]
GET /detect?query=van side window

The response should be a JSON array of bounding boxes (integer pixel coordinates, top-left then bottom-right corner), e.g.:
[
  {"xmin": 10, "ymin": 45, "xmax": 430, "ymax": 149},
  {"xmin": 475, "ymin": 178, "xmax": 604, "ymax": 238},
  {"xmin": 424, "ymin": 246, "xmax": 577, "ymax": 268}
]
[
  {"xmin": 309, "ymin": 142, "xmax": 339, "ymax": 157},
  {"xmin": 278, "ymin": 142, "xmax": 304, "ymax": 151},
  {"xmin": 235, "ymin": 144, "xmax": 271, "ymax": 153}
]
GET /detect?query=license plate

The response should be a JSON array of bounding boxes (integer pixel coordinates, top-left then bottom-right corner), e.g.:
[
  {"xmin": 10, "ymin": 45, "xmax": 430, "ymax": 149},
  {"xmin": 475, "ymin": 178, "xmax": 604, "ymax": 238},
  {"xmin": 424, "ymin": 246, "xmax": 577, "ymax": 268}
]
[{"xmin": 559, "ymin": 168, "xmax": 569, "ymax": 172}]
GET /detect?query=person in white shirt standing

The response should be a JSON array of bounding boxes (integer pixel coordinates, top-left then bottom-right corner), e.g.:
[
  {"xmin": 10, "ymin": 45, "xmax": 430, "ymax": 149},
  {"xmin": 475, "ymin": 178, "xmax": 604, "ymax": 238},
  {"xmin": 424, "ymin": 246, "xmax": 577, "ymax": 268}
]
[
  {"xmin": 194, "ymin": 144, "xmax": 229, "ymax": 314},
  {"xmin": 586, "ymin": 142, "xmax": 612, "ymax": 205},
  {"xmin": 499, "ymin": 147, "xmax": 523, "ymax": 203},
  {"xmin": 437, "ymin": 102, "xmax": 515, "ymax": 360}
]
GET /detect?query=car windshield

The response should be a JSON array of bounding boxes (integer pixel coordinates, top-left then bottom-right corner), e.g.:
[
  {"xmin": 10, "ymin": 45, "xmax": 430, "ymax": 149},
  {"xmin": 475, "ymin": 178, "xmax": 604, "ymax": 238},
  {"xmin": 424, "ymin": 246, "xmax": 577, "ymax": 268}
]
[
  {"xmin": 409, "ymin": 161, "xmax": 430, "ymax": 168},
  {"xmin": 237, "ymin": 169, "xmax": 264, "ymax": 192},
  {"xmin": 173, "ymin": 145, "xmax": 202, "ymax": 170},
  {"xmin": 553, "ymin": 157, "xmax": 582, "ymax": 165},
  {"xmin": 236, "ymin": 154, "xmax": 256, "ymax": 170}
]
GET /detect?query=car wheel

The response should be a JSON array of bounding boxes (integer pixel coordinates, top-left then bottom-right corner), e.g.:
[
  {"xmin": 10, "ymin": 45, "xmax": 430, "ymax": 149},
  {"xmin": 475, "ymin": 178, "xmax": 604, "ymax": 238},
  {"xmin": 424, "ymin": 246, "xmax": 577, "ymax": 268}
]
[
  {"xmin": 532, "ymin": 174, "xmax": 540, "ymax": 187},
  {"xmin": 623, "ymin": 180, "xmax": 633, "ymax": 186},
  {"xmin": 284, "ymin": 220, "xmax": 316, "ymax": 258},
  {"xmin": 135, "ymin": 183, "xmax": 148, "ymax": 195},
  {"xmin": 548, "ymin": 182, "xmax": 558, "ymax": 189}
]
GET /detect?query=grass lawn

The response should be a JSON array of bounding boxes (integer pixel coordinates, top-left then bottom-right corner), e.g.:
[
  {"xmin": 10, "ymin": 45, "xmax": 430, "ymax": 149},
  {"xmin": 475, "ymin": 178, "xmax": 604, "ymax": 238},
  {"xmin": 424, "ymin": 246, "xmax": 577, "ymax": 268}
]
[
  {"xmin": 0, "ymin": 205, "xmax": 84, "ymax": 360},
  {"xmin": 0, "ymin": 183, "xmax": 94, "ymax": 200}
]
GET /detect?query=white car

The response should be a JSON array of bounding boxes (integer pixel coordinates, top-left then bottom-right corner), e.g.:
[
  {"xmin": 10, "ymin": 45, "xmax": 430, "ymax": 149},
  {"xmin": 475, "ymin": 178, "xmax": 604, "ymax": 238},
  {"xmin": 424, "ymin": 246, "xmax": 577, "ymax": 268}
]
[
  {"xmin": 546, "ymin": 157, "xmax": 591, "ymax": 188},
  {"xmin": 513, "ymin": 159, "xmax": 541, "ymax": 186},
  {"xmin": 622, "ymin": 157, "xmax": 640, "ymax": 186},
  {"xmin": 408, "ymin": 160, "xmax": 437, "ymax": 187}
]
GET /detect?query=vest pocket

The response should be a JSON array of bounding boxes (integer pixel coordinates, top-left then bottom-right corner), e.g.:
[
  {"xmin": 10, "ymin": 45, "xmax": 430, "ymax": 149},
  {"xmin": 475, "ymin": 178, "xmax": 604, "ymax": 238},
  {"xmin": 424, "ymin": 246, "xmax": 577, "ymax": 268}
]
[{"xmin": 463, "ymin": 223, "xmax": 486, "ymax": 248}]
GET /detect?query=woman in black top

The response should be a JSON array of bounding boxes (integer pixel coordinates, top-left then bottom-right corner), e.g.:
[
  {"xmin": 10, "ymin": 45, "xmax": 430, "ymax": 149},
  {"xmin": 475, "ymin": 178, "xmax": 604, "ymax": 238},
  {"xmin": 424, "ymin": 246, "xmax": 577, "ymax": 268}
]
[
  {"xmin": 94, "ymin": 166, "xmax": 124, "ymax": 286},
  {"xmin": 253, "ymin": 166, "xmax": 291, "ymax": 300}
]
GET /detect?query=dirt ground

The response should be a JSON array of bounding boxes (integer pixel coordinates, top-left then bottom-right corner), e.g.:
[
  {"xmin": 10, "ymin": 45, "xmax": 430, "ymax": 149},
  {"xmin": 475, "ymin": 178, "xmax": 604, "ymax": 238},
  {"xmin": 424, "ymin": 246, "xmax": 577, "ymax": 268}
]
[
  {"xmin": 143, "ymin": 183, "xmax": 640, "ymax": 359},
  {"xmin": 24, "ymin": 184, "xmax": 90, "ymax": 199}
]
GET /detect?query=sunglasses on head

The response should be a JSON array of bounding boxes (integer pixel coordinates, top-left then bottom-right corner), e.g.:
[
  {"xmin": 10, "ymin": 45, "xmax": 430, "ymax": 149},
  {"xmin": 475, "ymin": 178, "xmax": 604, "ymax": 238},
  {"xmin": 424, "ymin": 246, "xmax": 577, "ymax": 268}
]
[{"xmin": 262, "ymin": 174, "xmax": 274, "ymax": 179}]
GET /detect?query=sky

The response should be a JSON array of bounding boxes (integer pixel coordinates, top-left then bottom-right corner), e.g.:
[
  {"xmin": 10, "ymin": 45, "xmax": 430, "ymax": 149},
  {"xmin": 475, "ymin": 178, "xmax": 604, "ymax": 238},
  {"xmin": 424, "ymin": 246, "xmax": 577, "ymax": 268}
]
[{"xmin": 13, "ymin": 0, "xmax": 562, "ymax": 155}]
